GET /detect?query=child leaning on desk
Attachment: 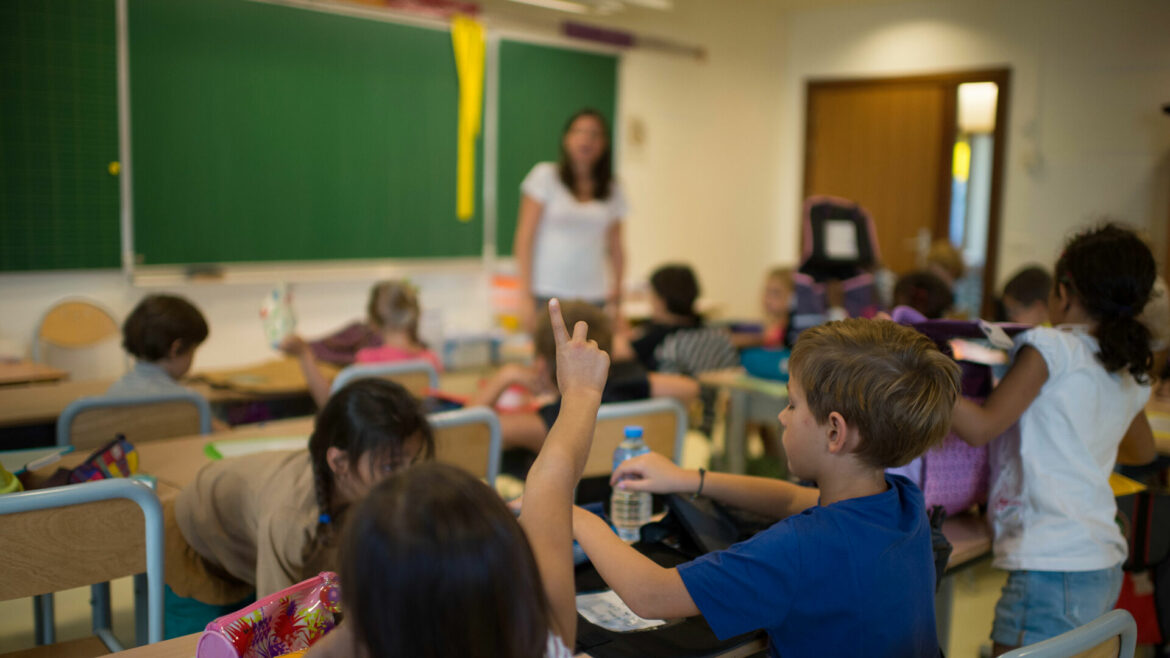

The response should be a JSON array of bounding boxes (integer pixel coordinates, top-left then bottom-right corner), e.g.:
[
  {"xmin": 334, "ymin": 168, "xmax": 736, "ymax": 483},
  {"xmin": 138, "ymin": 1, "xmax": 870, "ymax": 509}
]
[
  {"xmin": 279, "ymin": 280, "xmax": 443, "ymax": 408},
  {"xmin": 573, "ymin": 318, "xmax": 961, "ymax": 658},
  {"xmin": 307, "ymin": 299, "xmax": 608, "ymax": 658},
  {"xmin": 163, "ymin": 378, "xmax": 434, "ymax": 638}
]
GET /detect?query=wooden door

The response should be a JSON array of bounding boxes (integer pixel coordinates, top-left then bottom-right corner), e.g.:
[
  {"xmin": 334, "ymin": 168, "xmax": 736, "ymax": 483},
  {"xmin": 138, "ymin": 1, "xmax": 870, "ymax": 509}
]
[{"xmin": 804, "ymin": 80, "xmax": 951, "ymax": 275}]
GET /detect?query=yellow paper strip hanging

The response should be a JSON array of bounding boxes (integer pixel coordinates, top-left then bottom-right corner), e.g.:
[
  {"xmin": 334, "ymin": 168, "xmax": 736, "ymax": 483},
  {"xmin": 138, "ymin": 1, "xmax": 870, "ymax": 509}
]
[{"xmin": 452, "ymin": 15, "xmax": 485, "ymax": 221}]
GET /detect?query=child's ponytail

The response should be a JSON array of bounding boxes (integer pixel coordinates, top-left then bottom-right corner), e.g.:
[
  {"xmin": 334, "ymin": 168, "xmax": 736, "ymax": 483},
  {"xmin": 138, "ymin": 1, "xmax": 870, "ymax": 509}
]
[{"xmin": 1055, "ymin": 223, "xmax": 1156, "ymax": 383}]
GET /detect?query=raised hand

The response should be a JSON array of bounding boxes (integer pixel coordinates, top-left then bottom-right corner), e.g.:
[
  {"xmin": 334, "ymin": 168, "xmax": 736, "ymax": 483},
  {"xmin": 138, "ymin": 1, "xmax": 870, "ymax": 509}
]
[{"xmin": 549, "ymin": 298, "xmax": 609, "ymax": 399}]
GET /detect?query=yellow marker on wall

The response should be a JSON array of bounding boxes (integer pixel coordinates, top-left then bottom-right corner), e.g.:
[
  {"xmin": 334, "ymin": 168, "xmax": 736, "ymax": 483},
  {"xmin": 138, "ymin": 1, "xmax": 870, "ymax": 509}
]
[{"xmin": 452, "ymin": 15, "xmax": 484, "ymax": 222}]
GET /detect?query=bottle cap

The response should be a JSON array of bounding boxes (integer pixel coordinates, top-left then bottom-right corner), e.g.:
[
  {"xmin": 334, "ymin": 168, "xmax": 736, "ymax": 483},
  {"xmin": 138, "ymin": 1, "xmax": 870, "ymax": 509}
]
[{"xmin": 623, "ymin": 426, "xmax": 643, "ymax": 439}]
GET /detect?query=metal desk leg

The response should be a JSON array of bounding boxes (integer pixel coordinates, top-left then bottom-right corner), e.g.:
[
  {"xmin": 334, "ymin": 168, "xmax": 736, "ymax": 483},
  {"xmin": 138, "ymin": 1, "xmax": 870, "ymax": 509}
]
[
  {"xmin": 935, "ymin": 572, "xmax": 955, "ymax": 653},
  {"xmin": 726, "ymin": 389, "xmax": 748, "ymax": 474},
  {"xmin": 33, "ymin": 593, "xmax": 55, "ymax": 645}
]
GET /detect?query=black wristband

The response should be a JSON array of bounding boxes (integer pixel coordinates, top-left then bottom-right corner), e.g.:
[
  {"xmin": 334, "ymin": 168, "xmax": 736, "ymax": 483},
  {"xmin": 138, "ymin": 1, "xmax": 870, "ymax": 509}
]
[{"xmin": 693, "ymin": 467, "xmax": 706, "ymax": 499}]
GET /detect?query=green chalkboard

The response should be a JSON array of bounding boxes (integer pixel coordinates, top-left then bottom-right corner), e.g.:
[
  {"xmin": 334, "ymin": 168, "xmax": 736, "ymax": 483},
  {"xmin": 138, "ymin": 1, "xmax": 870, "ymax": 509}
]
[
  {"xmin": 129, "ymin": 0, "xmax": 482, "ymax": 265},
  {"xmin": 495, "ymin": 41, "xmax": 618, "ymax": 257},
  {"xmin": 0, "ymin": 0, "xmax": 121, "ymax": 271}
]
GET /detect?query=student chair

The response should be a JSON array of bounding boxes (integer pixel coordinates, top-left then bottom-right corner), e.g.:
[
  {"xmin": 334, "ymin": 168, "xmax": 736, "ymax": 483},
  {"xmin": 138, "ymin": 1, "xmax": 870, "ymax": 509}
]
[
  {"xmin": 430, "ymin": 406, "xmax": 502, "ymax": 487},
  {"xmin": 32, "ymin": 298, "xmax": 127, "ymax": 381},
  {"xmin": 57, "ymin": 392, "xmax": 213, "ymax": 451},
  {"xmin": 999, "ymin": 609, "xmax": 1137, "ymax": 658},
  {"xmin": 583, "ymin": 398, "xmax": 688, "ymax": 479},
  {"xmin": 0, "ymin": 479, "xmax": 165, "ymax": 654},
  {"xmin": 330, "ymin": 360, "xmax": 439, "ymax": 400}
]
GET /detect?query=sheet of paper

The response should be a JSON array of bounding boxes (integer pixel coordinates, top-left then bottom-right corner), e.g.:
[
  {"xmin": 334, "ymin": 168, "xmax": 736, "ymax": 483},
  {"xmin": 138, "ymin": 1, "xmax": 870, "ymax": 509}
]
[
  {"xmin": 576, "ymin": 590, "xmax": 666, "ymax": 632},
  {"xmin": 824, "ymin": 219, "xmax": 859, "ymax": 260},
  {"xmin": 209, "ymin": 436, "xmax": 309, "ymax": 459}
]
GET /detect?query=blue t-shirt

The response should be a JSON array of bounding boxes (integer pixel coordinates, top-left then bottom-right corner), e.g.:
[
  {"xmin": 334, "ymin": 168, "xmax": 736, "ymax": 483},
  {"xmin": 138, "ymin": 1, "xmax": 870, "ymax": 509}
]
[{"xmin": 676, "ymin": 474, "xmax": 938, "ymax": 658}]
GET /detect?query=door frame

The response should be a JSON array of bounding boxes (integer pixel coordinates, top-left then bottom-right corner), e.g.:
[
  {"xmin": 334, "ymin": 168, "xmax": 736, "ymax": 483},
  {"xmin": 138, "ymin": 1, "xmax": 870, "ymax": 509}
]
[{"xmin": 802, "ymin": 68, "xmax": 1011, "ymax": 319}]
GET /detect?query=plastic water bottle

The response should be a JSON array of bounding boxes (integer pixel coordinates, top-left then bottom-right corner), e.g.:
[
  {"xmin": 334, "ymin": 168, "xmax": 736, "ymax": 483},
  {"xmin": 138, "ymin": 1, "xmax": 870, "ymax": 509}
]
[{"xmin": 611, "ymin": 426, "xmax": 652, "ymax": 542}]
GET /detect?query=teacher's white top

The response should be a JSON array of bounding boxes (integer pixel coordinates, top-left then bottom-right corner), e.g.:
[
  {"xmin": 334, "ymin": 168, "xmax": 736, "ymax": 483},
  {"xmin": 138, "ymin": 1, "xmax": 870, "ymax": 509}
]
[{"xmin": 521, "ymin": 162, "xmax": 627, "ymax": 301}]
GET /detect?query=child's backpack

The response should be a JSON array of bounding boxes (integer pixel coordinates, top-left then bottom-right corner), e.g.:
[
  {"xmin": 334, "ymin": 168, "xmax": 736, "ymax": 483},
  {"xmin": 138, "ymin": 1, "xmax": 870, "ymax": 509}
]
[
  {"xmin": 790, "ymin": 196, "xmax": 884, "ymax": 337},
  {"xmin": 197, "ymin": 572, "xmax": 341, "ymax": 658},
  {"xmin": 888, "ymin": 320, "xmax": 1028, "ymax": 516}
]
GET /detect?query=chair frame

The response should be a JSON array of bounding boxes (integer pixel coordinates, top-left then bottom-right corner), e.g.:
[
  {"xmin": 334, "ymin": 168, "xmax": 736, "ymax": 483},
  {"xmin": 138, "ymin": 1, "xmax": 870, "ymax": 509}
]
[
  {"xmin": 429, "ymin": 406, "xmax": 502, "ymax": 486},
  {"xmin": 56, "ymin": 391, "xmax": 213, "ymax": 448},
  {"xmin": 591, "ymin": 398, "xmax": 689, "ymax": 473},
  {"xmin": 1000, "ymin": 609, "xmax": 1137, "ymax": 658},
  {"xmin": 330, "ymin": 359, "xmax": 439, "ymax": 395},
  {"xmin": 0, "ymin": 479, "xmax": 165, "ymax": 650}
]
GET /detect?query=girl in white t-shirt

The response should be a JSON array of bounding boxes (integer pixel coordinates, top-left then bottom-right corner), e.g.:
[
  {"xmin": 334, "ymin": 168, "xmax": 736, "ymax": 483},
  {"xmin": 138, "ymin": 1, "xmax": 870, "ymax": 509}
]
[
  {"xmin": 513, "ymin": 109, "xmax": 627, "ymax": 329},
  {"xmin": 951, "ymin": 224, "xmax": 1158, "ymax": 654},
  {"xmin": 307, "ymin": 300, "xmax": 606, "ymax": 658}
]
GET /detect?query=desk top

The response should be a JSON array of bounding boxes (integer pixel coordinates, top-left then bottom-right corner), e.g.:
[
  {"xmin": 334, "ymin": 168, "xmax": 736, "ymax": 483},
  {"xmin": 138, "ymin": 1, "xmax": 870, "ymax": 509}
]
[
  {"xmin": 26, "ymin": 417, "xmax": 315, "ymax": 499},
  {"xmin": 0, "ymin": 378, "xmax": 114, "ymax": 428},
  {"xmin": 0, "ymin": 359, "xmax": 329, "ymax": 429},
  {"xmin": 1149, "ymin": 395, "xmax": 1170, "ymax": 455},
  {"xmin": 0, "ymin": 360, "xmax": 70, "ymax": 387},
  {"xmin": 941, "ymin": 512, "xmax": 992, "ymax": 570},
  {"xmin": 194, "ymin": 358, "xmax": 339, "ymax": 397},
  {"xmin": 698, "ymin": 368, "xmax": 789, "ymax": 397}
]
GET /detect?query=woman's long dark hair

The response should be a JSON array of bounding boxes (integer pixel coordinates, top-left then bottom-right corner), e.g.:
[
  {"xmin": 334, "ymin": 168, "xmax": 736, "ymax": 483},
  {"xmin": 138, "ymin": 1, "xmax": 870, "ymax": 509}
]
[
  {"xmin": 339, "ymin": 463, "xmax": 551, "ymax": 658},
  {"xmin": 1054, "ymin": 223, "xmax": 1156, "ymax": 382},
  {"xmin": 558, "ymin": 108, "xmax": 613, "ymax": 201},
  {"xmin": 302, "ymin": 378, "xmax": 435, "ymax": 576}
]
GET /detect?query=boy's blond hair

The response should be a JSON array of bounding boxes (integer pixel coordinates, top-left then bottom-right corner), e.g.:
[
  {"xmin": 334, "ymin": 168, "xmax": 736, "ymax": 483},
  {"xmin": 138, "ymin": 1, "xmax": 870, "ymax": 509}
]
[{"xmin": 789, "ymin": 319, "xmax": 960, "ymax": 468}]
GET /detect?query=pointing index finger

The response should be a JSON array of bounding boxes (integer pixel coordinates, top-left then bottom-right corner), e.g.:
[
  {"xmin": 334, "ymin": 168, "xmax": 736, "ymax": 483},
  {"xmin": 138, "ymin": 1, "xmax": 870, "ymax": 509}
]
[{"xmin": 548, "ymin": 298, "xmax": 570, "ymax": 346}]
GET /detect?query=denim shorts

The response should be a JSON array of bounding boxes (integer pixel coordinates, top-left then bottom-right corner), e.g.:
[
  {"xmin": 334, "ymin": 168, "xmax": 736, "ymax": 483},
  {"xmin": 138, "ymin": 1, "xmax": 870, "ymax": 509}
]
[{"xmin": 991, "ymin": 565, "xmax": 1124, "ymax": 647}]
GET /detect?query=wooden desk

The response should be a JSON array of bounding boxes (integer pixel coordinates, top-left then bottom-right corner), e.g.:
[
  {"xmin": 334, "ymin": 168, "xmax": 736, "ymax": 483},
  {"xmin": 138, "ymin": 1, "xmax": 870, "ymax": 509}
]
[
  {"xmin": 0, "ymin": 361, "xmax": 69, "ymax": 387},
  {"xmin": 1148, "ymin": 396, "xmax": 1170, "ymax": 456},
  {"xmin": 0, "ymin": 379, "xmax": 114, "ymax": 429},
  {"xmin": 193, "ymin": 358, "xmax": 338, "ymax": 399},
  {"xmin": 108, "ymin": 633, "xmax": 196, "ymax": 657},
  {"xmin": 698, "ymin": 368, "xmax": 789, "ymax": 474},
  {"xmin": 27, "ymin": 417, "xmax": 314, "ymax": 500},
  {"xmin": 0, "ymin": 359, "xmax": 324, "ymax": 437}
]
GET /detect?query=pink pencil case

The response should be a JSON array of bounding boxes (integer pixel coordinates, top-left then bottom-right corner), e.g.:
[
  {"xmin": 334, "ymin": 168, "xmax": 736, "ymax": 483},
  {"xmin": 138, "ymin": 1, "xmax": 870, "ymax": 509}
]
[{"xmin": 197, "ymin": 572, "xmax": 341, "ymax": 658}]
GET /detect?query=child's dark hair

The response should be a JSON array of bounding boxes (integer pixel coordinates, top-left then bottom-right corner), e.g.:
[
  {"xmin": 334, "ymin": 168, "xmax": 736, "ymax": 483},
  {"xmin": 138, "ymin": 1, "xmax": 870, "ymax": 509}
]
[
  {"xmin": 558, "ymin": 108, "xmax": 612, "ymax": 200},
  {"xmin": 650, "ymin": 264, "xmax": 701, "ymax": 322},
  {"xmin": 1054, "ymin": 223, "xmax": 1155, "ymax": 381},
  {"xmin": 1002, "ymin": 265, "xmax": 1052, "ymax": 306},
  {"xmin": 339, "ymin": 462, "xmax": 550, "ymax": 658},
  {"xmin": 122, "ymin": 295, "xmax": 208, "ymax": 361},
  {"xmin": 303, "ymin": 378, "xmax": 435, "ymax": 576},
  {"xmin": 893, "ymin": 271, "xmax": 954, "ymax": 320}
]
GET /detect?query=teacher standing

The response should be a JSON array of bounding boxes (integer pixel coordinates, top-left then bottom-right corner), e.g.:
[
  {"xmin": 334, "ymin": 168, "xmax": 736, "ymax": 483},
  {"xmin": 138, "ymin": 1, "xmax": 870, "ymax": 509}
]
[{"xmin": 513, "ymin": 109, "xmax": 627, "ymax": 330}]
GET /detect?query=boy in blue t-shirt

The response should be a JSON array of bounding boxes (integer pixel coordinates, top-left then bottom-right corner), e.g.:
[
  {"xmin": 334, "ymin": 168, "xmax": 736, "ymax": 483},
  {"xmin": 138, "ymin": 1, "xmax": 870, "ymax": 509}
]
[{"xmin": 572, "ymin": 318, "xmax": 961, "ymax": 657}]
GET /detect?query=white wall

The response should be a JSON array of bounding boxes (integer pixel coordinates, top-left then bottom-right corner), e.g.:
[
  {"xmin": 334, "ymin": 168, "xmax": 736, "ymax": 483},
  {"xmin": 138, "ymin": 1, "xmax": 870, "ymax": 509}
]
[
  {"xmin": 777, "ymin": 0, "xmax": 1170, "ymax": 288},
  {"xmin": 0, "ymin": 0, "xmax": 790, "ymax": 369}
]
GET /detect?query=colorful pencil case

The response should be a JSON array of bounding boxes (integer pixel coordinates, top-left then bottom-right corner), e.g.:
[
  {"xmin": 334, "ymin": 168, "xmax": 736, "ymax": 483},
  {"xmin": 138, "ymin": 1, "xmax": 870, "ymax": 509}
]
[
  {"xmin": 197, "ymin": 572, "xmax": 341, "ymax": 658},
  {"xmin": 69, "ymin": 436, "xmax": 138, "ymax": 483}
]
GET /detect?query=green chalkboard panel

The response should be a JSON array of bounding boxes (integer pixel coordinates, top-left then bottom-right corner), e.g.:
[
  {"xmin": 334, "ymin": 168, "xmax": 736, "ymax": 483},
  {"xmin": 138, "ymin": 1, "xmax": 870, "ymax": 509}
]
[
  {"xmin": 0, "ymin": 0, "xmax": 121, "ymax": 271},
  {"xmin": 495, "ymin": 41, "xmax": 618, "ymax": 257},
  {"xmin": 129, "ymin": 0, "xmax": 482, "ymax": 265}
]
